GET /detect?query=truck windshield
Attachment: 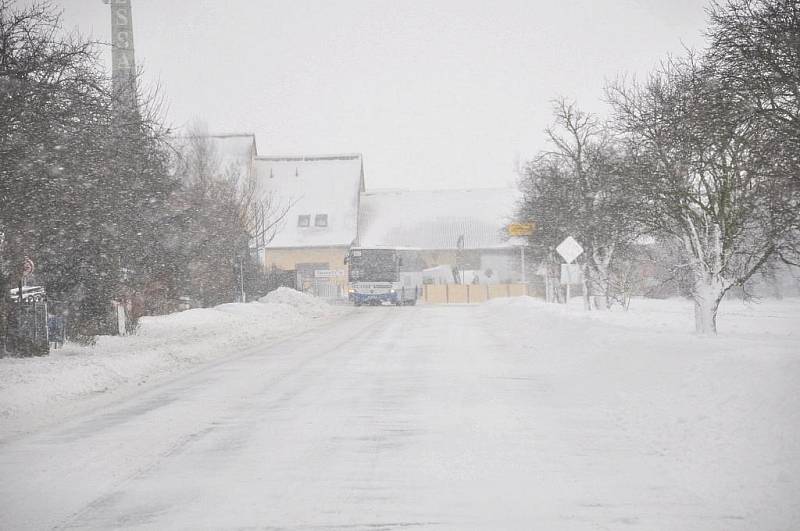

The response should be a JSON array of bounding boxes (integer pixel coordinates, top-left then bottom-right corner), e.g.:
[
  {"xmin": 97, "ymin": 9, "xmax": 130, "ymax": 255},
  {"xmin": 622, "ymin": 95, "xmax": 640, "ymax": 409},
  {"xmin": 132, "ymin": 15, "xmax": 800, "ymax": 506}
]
[{"xmin": 348, "ymin": 249, "xmax": 398, "ymax": 282}]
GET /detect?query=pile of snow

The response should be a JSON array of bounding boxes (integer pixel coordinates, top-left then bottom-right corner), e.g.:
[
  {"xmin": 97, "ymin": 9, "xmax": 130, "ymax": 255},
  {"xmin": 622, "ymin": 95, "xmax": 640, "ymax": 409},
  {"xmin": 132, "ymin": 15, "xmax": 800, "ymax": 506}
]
[
  {"xmin": 259, "ymin": 286, "xmax": 333, "ymax": 318},
  {"xmin": 0, "ymin": 289, "xmax": 345, "ymax": 427}
]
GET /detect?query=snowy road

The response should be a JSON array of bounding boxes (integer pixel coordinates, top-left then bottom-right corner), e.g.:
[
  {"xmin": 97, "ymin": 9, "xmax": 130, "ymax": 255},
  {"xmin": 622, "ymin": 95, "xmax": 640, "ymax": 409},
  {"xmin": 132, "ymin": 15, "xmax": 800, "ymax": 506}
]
[{"xmin": 1, "ymin": 302, "xmax": 798, "ymax": 530}]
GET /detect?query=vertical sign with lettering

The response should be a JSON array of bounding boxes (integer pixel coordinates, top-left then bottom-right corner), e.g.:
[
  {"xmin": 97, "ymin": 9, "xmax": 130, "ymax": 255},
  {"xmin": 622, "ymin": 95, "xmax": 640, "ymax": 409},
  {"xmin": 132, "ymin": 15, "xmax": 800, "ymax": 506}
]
[{"xmin": 104, "ymin": 0, "xmax": 137, "ymax": 111}]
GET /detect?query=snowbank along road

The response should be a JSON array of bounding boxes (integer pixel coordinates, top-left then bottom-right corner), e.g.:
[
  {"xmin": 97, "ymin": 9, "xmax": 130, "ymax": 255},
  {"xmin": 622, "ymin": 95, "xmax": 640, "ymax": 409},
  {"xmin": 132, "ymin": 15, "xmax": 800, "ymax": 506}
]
[{"xmin": 1, "ymin": 298, "xmax": 798, "ymax": 530}]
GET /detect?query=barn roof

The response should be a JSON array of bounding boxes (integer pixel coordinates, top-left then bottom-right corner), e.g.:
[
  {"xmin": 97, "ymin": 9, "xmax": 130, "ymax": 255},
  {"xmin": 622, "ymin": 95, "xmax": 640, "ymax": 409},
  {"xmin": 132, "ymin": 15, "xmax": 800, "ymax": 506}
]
[
  {"xmin": 358, "ymin": 188, "xmax": 518, "ymax": 250},
  {"xmin": 208, "ymin": 134, "xmax": 258, "ymax": 173},
  {"xmin": 167, "ymin": 133, "xmax": 257, "ymax": 178},
  {"xmin": 255, "ymin": 154, "xmax": 365, "ymax": 248}
]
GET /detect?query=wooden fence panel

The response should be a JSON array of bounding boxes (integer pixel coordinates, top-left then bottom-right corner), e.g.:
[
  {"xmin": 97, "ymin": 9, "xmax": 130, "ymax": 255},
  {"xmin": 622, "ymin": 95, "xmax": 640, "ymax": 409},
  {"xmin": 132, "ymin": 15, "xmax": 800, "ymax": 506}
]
[
  {"xmin": 423, "ymin": 283, "xmax": 528, "ymax": 304},
  {"xmin": 487, "ymin": 284, "xmax": 510, "ymax": 299},
  {"xmin": 447, "ymin": 284, "xmax": 469, "ymax": 303},
  {"xmin": 508, "ymin": 284, "xmax": 528, "ymax": 297},
  {"xmin": 423, "ymin": 284, "xmax": 448, "ymax": 304},
  {"xmin": 468, "ymin": 284, "xmax": 489, "ymax": 303}
]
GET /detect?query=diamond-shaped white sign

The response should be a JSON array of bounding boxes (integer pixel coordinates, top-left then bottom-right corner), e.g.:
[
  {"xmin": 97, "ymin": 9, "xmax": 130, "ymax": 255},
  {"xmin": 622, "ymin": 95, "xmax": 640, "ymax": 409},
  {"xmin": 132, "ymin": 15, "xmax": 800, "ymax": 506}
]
[{"xmin": 556, "ymin": 236, "xmax": 584, "ymax": 264}]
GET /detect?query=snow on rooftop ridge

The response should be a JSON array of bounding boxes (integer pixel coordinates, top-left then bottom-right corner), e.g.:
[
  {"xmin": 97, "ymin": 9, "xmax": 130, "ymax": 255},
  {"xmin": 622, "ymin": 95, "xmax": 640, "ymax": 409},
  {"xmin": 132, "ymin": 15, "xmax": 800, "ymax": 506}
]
[
  {"xmin": 166, "ymin": 133, "xmax": 257, "ymax": 153},
  {"xmin": 351, "ymin": 245, "xmax": 424, "ymax": 251},
  {"xmin": 207, "ymin": 132, "xmax": 255, "ymax": 139},
  {"xmin": 363, "ymin": 186, "xmax": 514, "ymax": 195},
  {"xmin": 358, "ymin": 187, "xmax": 519, "ymax": 250},
  {"xmin": 256, "ymin": 153, "xmax": 362, "ymax": 162},
  {"xmin": 171, "ymin": 132, "xmax": 256, "ymax": 139},
  {"xmin": 167, "ymin": 133, "xmax": 257, "ymax": 150},
  {"xmin": 165, "ymin": 134, "xmax": 258, "ymax": 171}
]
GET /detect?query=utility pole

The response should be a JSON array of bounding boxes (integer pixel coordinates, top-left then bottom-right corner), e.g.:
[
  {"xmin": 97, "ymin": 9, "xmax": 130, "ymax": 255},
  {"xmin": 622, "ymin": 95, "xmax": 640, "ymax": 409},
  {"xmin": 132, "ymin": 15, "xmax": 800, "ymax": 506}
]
[{"xmin": 240, "ymin": 256, "xmax": 246, "ymax": 303}]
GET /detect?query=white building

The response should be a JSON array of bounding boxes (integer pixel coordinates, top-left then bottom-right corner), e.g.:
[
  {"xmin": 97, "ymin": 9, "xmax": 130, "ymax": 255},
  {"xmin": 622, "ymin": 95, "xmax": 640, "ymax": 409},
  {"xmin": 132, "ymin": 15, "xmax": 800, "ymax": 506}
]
[
  {"xmin": 253, "ymin": 153, "xmax": 365, "ymax": 295},
  {"xmin": 358, "ymin": 188, "xmax": 520, "ymax": 283}
]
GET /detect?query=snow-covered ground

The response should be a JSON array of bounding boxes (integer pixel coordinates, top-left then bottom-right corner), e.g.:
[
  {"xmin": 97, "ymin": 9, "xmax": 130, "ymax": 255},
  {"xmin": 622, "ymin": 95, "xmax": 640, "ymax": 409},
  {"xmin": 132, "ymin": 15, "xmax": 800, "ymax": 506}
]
[
  {"xmin": 0, "ymin": 295, "xmax": 797, "ymax": 530},
  {"xmin": 521, "ymin": 295, "xmax": 799, "ymax": 339},
  {"xmin": 475, "ymin": 296, "xmax": 800, "ymax": 529},
  {"xmin": 0, "ymin": 288, "xmax": 345, "ymax": 431}
]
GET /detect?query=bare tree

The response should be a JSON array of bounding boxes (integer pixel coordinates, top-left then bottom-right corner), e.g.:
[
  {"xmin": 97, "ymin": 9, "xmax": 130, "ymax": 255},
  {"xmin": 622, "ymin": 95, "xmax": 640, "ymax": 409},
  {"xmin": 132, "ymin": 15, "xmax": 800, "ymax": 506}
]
[
  {"xmin": 707, "ymin": 0, "xmax": 800, "ymax": 140},
  {"xmin": 517, "ymin": 155, "xmax": 573, "ymax": 304},
  {"xmin": 706, "ymin": 0, "xmax": 800, "ymax": 266},
  {"xmin": 517, "ymin": 100, "xmax": 644, "ymax": 309},
  {"xmin": 608, "ymin": 53, "xmax": 800, "ymax": 333},
  {"xmin": 170, "ymin": 126, "xmax": 289, "ymax": 306}
]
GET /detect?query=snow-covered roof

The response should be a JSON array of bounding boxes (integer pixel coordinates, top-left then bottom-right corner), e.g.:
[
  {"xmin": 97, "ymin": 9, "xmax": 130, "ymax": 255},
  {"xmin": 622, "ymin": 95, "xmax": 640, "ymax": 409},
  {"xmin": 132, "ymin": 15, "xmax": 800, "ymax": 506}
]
[
  {"xmin": 167, "ymin": 133, "xmax": 257, "ymax": 178},
  {"xmin": 208, "ymin": 134, "xmax": 257, "ymax": 175},
  {"xmin": 358, "ymin": 188, "xmax": 519, "ymax": 250},
  {"xmin": 255, "ymin": 154, "xmax": 365, "ymax": 248}
]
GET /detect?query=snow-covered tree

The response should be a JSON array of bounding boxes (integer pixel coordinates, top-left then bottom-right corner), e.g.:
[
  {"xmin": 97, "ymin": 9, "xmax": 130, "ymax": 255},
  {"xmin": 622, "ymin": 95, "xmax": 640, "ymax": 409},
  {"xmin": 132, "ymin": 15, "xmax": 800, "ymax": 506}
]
[
  {"xmin": 707, "ymin": 0, "xmax": 799, "ymax": 140},
  {"xmin": 517, "ymin": 155, "xmax": 573, "ymax": 304},
  {"xmin": 517, "ymin": 100, "xmax": 645, "ymax": 309},
  {"xmin": 608, "ymin": 52, "xmax": 800, "ymax": 333},
  {"xmin": 706, "ymin": 0, "xmax": 800, "ymax": 266},
  {"xmin": 170, "ymin": 125, "xmax": 288, "ymax": 307},
  {"xmin": 0, "ymin": 1, "xmax": 179, "ymax": 345}
]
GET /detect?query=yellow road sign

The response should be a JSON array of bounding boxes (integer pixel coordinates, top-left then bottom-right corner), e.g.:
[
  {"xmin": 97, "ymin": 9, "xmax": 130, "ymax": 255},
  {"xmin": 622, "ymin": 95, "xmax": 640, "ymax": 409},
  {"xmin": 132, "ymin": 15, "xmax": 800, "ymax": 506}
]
[{"xmin": 507, "ymin": 222, "xmax": 535, "ymax": 237}]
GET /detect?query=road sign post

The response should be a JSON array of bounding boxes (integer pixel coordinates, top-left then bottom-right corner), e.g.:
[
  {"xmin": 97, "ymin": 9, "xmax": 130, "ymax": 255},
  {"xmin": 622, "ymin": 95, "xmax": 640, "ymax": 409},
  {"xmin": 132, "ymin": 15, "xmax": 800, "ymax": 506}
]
[
  {"xmin": 456, "ymin": 234, "xmax": 465, "ymax": 285},
  {"xmin": 19, "ymin": 257, "xmax": 35, "ymax": 299},
  {"xmin": 556, "ymin": 237, "xmax": 583, "ymax": 304},
  {"xmin": 507, "ymin": 223, "xmax": 535, "ymax": 238},
  {"xmin": 22, "ymin": 256, "xmax": 34, "ymax": 277},
  {"xmin": 507, "ymin": 223, "xmax": 535, "ymax": 285},
  {"xmin": 556, "ymin": 237, "xmax": 583, "ymax": 265}
]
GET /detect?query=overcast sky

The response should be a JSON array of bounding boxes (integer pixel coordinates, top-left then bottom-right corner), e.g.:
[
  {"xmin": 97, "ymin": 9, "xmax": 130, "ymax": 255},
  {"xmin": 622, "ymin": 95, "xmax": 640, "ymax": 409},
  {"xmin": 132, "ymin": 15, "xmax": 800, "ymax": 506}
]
[{"xmin": 47, "ymin": 0, "xmax": 709, "ymax": 190}]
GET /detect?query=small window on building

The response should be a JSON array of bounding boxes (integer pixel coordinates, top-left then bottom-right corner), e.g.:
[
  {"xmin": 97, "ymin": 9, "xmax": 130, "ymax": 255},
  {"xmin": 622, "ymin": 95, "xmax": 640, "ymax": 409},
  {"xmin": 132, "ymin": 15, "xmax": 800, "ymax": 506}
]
[
  {"xmin": 314, "ymin": 214, "xmax": 328, "ymax": 227},
  {"xmin": 297, "ymin": 215, "xmax": 310, "ymax": 227}
]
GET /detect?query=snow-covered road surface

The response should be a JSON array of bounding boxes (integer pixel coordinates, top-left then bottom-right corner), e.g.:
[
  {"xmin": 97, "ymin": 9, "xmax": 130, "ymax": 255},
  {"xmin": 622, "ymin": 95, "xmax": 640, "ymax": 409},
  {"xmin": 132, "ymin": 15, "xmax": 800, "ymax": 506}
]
[{"xmin": 1, "ymin": 300, "xmax": 798, "ymax": 530}]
